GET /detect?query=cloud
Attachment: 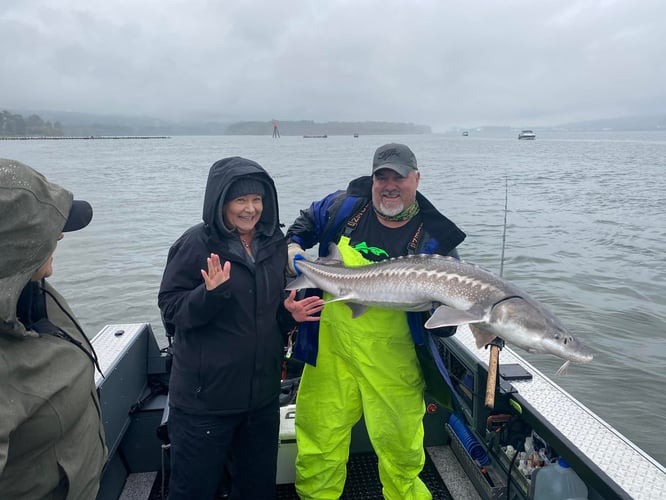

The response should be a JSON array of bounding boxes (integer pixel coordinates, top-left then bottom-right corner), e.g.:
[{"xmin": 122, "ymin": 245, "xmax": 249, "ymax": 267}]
[{"xmin": 2, "ymin": 0, "xmax": 666, "ymax": 130}]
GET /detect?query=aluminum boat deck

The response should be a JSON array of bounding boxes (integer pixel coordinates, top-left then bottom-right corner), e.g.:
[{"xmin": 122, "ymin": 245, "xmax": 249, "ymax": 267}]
[
  {"xmin": 441, "ymin": 325, "xmax": 666, "ymax": 499},
  {"xmin": 92, "ymin": 323, "xmax": 666, "ymax": 499}
]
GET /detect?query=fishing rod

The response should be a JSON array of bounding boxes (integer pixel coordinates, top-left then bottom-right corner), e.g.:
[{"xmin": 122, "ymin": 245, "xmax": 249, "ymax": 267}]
[
  {"xmin": 500, "ymin": 176, "xmax": 508, "ymax": 278},
  {"xmin": 486, "ymin": 176, "xmax": 509, "ymax": 409}
]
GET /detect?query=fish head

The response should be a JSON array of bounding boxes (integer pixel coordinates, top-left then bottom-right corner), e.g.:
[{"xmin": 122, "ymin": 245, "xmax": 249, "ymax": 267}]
[{"xmin": 489, "ymin": 296, "xmax": 593, "ymax": 364}]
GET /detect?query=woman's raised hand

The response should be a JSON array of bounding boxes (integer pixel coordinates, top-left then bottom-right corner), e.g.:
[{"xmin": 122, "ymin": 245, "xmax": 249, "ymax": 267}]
[{"xmin": 201, "ymin": 253, "xmax": 231, "ymax": 290}]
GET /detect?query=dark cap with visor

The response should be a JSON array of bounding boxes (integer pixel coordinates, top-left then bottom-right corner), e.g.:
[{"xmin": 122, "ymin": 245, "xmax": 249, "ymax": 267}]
[
  {"xmin": 372, "ymin": 143, "xmax": 418, "ymax": 177},
  {"xmin": 63, "ymin": 200, "xmax": 93, "ymax": 232}
]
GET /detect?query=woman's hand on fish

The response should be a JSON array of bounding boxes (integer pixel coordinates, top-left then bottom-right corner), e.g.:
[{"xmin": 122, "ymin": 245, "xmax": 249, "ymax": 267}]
[
  {"xmin": 284, "ymin": 290, "xmax": 325, "ymax": 322},
  {"xmin": 201, "ymin": 253, "xmax": 231, "ymax": 290}
]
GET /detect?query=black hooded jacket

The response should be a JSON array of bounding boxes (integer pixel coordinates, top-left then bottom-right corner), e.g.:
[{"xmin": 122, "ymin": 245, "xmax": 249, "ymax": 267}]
[{"xmin": 158, "ymin": 157, "xmax": 294, "ymax": 415}]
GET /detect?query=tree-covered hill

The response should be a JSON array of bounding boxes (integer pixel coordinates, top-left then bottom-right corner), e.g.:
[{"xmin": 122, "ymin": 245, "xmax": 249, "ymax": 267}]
[
  {"xmin": 226, "ymin": 120, "xmax": 430, "ymax": 136},
  {"xmin": 1, "ymin": 110, "xmax": 65, "ymax": 137},
  {"xmin": 1, "ymin": 110, "xmax": 431, "ymax": 137}
]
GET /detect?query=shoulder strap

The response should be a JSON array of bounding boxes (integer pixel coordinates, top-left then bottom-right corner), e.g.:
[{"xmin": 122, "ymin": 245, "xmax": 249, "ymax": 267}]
[
  {"xmin": 408, "ymin": 222, "xmax": 424, "ymax": 253},
  {"xmin": 319, "ymin": 196, "xmax": 360, "ymax": 253},
  {"xmin": 342, "ymin": 202, "xmax": 370, "ymax": 237}
]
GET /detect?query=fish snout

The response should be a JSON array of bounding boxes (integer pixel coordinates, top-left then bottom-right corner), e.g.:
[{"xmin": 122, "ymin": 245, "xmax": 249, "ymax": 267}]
[
  {"xmin": 571, "ymin": 345, "xmax": 594, "ymax": 363},
  {"xmin": 561, "ymin": 335, "xmax": 594, "ymax": 363}
]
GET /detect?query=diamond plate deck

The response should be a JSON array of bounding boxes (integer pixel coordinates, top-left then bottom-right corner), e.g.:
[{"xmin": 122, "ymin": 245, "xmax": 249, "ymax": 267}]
[
  {"xmin": 93, "ymin": 323, "xmax": 151, "ymax": 388},
  {"xmin": 449, "ymin": 325, "xmax": 666, "ymax": 500}
]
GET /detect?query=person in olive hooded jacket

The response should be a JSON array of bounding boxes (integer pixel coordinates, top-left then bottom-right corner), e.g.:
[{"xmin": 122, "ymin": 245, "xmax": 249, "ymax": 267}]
[
  {"xmin": 0, "ymin": 159, "xmax": 107, "ymax": 499},
  {"xmin": 158, "ymin": 156, "xmax": 323, "ymax": 499}
]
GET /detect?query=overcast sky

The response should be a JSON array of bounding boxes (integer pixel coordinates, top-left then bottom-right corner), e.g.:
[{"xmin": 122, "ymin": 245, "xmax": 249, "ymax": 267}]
[{"xmin": 2, "ymin": 0, "xmax": 665, "ymax": 131}]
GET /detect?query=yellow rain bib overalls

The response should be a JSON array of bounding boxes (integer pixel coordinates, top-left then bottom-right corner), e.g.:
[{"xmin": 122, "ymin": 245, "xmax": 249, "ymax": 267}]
[{"xmin": 294, "ymin": 236, "xmax": 432, "ymax": 500}]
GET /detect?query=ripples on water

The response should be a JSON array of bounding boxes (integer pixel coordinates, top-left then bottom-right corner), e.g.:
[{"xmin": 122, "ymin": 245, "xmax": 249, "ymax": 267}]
[{"xmin": 2, "ymin": 131, "xmax": 665, "ymax": 466}]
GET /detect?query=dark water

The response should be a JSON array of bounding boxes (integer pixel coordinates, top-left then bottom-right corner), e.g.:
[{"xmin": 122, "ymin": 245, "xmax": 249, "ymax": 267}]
[{"xmin": 2, "ymin": 132, "xmax": 665, "ymax": 466}]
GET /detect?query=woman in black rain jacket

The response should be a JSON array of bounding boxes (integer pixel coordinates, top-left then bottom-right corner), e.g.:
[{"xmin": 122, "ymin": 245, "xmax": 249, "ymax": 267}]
[{"xmin": 158, "ymin": 156, "xmax": 323, "ymax": 499}]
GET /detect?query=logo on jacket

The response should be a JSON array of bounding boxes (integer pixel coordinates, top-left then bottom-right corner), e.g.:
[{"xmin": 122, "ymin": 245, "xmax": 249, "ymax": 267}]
[{"xmin": 353, "ymin": 241, "xmax": 389, "ymax": 258}]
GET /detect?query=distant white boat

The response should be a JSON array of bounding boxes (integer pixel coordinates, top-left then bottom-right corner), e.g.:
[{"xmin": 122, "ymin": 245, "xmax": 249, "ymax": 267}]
[
  {"xmin": 462, "ymin": 131, "xmax": 469, "ymax": 136},
  {"xmin": 518, "ymin": 130, "xmax": 536, "ymax": 140}
]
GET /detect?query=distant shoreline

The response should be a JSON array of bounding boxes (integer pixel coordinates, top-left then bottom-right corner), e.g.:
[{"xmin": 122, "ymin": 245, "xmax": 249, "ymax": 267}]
[{"xmin": 0, "ymin": 135, "xmax": 170, "ymax": 140}]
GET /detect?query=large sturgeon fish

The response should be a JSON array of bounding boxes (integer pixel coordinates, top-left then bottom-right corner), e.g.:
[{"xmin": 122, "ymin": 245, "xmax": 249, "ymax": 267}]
[{"xmin": 286, "ymin": 245, "xmax": 593, "ymax": 374}]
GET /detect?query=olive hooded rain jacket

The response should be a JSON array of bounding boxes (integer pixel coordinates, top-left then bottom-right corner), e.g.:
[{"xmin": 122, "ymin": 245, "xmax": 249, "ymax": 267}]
[{"xmin": 0, "ymin": 159, "xmax": 107, "ymax": 499}]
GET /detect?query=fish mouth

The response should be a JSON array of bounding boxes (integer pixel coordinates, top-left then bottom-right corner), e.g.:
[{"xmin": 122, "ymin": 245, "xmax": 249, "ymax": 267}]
[
  {"xmin": 541, "ymin": 334, "xmax": 594, "ymax": 364},
  {"xmin": 556, "ymin": 351, "xmax": 593, "ymax": 375},
  {"xmin": 574, "ymin": 352, "xmax": 594, "ymax": 363},
  {"xmin": 564, "ymin": 347, "xmax": 594, "ymax": 364}
]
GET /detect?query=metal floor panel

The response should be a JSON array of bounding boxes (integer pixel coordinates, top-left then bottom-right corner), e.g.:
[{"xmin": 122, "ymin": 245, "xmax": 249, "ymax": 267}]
[
  {"xmin": 276, "ymin": 451, "xmax": 453, "ymax": 500},
  {"xmin": 450, "ymin": 325, "xmax": 666, "ymax": 500},
  {"xmin": 145, "ymin": 451, "xmax": 454, "ymax": 499}
]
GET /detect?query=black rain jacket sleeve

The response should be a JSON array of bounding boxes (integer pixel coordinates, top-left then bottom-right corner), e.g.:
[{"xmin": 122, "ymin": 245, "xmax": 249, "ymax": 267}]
[{"xmin": 159, "ymin": 225, "xmax": 232, "ymax": 333}]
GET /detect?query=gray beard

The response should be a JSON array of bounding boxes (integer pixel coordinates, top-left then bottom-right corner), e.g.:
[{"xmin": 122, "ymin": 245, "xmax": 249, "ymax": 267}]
[{"xmin": 377, "ymin": 200, "xmax": 404, "ymax": 217}]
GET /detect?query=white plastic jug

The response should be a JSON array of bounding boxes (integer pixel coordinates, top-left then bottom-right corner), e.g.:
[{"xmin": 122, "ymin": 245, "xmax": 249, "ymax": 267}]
[{"xmin": 531, "ymin": 457, "xmax": 588, "ymax": 500}]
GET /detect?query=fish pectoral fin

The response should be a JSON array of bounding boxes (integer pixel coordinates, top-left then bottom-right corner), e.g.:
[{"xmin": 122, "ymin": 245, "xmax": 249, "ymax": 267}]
[
  {"xmin": 285, "ymin": 275, "xmax": 317, "ymax": 290},
  {"xmin": 426, "ymin": 307, "xmax": 497, "ymax": 350},
  {"xmin": 346, "ymin": 302, "xmax": 369, "ymax": 318},
  {"xmin": 469, "ymin": 324, "xmax": 498, "ymax": 350},
  {"xmin": 424, "ymin": 305, "xmax": 482, "ymax": 328},
  {"xmin": 323, "ymin": 292, "xmax": 356, "ymax": 304},
  {"xmin": 321, "ymin": 294, "xmax": 369, "ymax": 318}
]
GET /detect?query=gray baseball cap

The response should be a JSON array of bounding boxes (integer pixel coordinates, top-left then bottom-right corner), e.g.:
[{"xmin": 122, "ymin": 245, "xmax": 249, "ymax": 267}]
[{"xmin": 372, "ymin": 143, "xmax": 418, "ymax": 177}]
